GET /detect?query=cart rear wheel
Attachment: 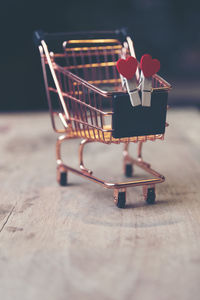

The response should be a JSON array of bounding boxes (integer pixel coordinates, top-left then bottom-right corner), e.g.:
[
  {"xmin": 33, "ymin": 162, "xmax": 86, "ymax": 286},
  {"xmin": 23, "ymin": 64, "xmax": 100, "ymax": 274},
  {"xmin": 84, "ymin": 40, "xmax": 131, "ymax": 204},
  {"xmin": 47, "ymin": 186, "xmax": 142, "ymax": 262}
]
[
  {"xmin": 57, "ymin": 169, "xmax": 68, "ymax": 186},
  {"xmin": 125, "ymin": 163, "xmax": 133, "ymax": 177},
  {"xmin": 114, "ymin": 190, "xmax": 126, "ymax": 208},
  {"xmin": 146, "ymin": 187, "xmax": 156, "ymax": 204}
]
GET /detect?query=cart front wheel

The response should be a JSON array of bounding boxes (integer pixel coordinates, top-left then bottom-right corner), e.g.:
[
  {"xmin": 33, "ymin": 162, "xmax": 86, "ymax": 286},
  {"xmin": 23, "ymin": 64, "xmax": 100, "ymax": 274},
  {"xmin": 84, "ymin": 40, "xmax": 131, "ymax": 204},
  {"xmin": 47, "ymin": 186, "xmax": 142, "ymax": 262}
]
[
  {"xmin": 146, "ymin": 187, "xmax": 156, "ymax": 204},
  {"xmin": 57, "ymin": 169, "xmax": 68, "ymax": 186},
  {"xmin": 114, "ymin": 190, "xmax": 126, "ymax": 208},
  {"xmin": 125, "ymin": 163, "xmax": 133, "ymax": 177}
]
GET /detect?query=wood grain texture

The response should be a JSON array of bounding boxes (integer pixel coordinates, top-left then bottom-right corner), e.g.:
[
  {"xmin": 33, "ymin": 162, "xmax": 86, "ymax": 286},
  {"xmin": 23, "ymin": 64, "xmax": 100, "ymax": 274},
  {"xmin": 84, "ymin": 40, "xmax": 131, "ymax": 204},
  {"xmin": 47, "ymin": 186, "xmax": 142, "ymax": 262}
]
[{"xmin": 0, "ymin": 109, "xmax": 200, "ymax": 300}]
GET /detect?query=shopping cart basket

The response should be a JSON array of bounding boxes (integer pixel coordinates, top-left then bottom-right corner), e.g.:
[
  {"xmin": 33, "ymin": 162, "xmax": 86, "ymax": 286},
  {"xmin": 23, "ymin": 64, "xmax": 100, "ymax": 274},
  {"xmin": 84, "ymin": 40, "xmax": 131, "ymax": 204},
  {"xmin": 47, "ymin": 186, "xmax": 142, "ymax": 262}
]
[{"xmin": 34, "ymin": 29, "xmax": 171, "ymax": 208}]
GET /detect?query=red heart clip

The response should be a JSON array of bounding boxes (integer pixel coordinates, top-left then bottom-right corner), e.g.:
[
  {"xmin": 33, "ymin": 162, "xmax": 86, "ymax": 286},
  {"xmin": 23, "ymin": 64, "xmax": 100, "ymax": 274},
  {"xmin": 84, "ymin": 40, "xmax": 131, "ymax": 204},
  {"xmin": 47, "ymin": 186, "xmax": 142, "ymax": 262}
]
[
  {"xmin": 140, "ymin": 54, "xmax": 160, "ymax": 78},
  {"xmin": 116, "ymin": 56, "xmax": 138, "ymax": 80}
]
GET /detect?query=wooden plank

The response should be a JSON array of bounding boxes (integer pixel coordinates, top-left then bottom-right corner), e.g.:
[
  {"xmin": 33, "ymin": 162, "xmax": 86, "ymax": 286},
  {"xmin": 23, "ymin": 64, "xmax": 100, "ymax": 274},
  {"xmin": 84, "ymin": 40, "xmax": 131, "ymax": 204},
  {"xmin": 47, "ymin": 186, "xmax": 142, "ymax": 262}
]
[{"xmin": 0, "ymin": 109, "xmax": 200, "ymax": 300}]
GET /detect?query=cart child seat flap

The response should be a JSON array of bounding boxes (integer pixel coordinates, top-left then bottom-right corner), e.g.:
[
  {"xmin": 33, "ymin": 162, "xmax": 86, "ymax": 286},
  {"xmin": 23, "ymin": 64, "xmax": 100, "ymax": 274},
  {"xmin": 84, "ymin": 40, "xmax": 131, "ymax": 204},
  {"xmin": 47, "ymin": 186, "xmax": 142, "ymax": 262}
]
[{"xmin": 112, "ymin": 91, "xmax": 168, "ymax": 138}]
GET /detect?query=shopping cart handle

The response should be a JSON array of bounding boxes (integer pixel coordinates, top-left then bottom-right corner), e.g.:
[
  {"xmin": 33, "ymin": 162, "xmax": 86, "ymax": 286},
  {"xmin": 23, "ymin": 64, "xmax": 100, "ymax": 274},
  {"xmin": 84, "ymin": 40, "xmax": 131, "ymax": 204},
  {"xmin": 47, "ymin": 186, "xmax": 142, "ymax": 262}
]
[
  {"xmin": 33, "ymin": 28, "xmax": 129, "ymax": 46},
  {"xmin": 33, "ymin": 30, "xmax": 45, "ymax": 46}
]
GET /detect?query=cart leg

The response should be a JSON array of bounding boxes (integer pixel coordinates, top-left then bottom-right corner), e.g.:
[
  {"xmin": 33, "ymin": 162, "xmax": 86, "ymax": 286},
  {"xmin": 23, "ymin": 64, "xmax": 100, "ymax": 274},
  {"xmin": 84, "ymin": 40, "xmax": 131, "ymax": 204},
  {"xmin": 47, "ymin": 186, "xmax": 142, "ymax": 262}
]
[
  {"xmin": 56, "ymin": 134, "xmax": 71, "ymax": 186},
  {"xmin": 79, "ymin": 139, "xmax": 93, "ymax": 175},
  {"xmin": 138, "ymin": 141, "xmax": 150, "ymax": 168},
  {"xmin": 143, "ymin": 184, "xmax": 156, "ymax": 204},
  {"xmin": 114, "ymin": 188, "xmax": 126, "ymax": 208},
  {"xmin": 57, "ymin": 166, "xmax": 68, "ymax": 186},
  {"xmin": 123, "ymin": 142, "xmax": 134, "ymax": 177}
]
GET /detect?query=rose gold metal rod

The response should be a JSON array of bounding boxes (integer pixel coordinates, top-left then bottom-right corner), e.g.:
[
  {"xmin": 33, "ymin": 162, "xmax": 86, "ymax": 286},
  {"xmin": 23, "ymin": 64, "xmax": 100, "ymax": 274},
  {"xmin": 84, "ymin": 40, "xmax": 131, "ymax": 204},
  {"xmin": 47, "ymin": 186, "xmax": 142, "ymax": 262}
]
[
  {"xmin": 79, "ymin": 139, "xmax": 93, "ymax": 174},
  {"xmin": 41, "ymin": 40, "xmax": 70, "ymax": 121},
  {"xmin": 154, "ymin": 74, "xmax": 171, "ymax": 90},
  {"xmin": 48, "ymin": 87, "xmax": 113, "ymax": 116},
  {"xmin": 138, "ymin": 141, "xmax": 143, "ymax": 161},
  {"xmin": 58, "ymin": 162, "xmax": 164, "ymax": 189}
]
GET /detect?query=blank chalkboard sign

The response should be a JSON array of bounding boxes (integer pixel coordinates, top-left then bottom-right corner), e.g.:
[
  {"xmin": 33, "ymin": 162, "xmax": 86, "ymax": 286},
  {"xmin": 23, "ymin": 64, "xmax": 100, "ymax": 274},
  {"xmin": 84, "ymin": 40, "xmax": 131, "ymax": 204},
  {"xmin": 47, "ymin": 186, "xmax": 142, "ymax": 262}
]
[{"xmin": 112, "ymin": 91, "xmax": 168, "ymax": 139}]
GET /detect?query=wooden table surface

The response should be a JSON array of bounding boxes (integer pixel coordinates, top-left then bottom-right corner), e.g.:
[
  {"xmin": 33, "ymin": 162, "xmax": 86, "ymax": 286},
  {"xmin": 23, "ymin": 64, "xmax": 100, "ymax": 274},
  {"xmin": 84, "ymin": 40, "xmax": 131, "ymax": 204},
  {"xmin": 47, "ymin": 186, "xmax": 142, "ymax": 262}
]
[{"xmin": 0, "ymin": 109, "xmax": 200, "ymax": 300}]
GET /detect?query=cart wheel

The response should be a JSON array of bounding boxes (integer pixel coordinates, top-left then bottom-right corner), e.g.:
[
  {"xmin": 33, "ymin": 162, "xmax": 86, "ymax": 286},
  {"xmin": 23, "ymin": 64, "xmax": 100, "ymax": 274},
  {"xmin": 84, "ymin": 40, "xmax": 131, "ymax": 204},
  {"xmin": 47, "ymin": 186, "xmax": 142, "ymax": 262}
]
[
  {"xmin": 57, "ymin": 169, "xmax": 68, "ymax": 186},
  {"xmin": 146, "ymin": 187, "xmax": 156, "ymax": 204},
  {"xmin": 114, "ymin": 191, "xmax": 126, "ymax": 208},
  {"xmin": 125, "ymin": 163, "xmax": 133, "ymax": 177}
]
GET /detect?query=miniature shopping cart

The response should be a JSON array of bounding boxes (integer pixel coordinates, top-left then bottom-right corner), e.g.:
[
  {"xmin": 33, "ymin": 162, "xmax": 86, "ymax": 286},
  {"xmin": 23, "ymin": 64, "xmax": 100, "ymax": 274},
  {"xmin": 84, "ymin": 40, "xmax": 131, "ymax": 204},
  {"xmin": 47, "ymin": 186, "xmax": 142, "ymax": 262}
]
[{"xmin": 34, "ymin": 29, "xmax": 171, "ymax": 208}]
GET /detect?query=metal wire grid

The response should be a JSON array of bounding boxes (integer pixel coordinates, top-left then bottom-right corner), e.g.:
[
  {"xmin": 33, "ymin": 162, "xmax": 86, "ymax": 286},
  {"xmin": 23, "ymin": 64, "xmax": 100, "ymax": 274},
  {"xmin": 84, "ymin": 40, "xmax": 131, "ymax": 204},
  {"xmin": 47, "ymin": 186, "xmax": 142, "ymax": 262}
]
[{"xmin": 40, "ymin": 38, "xmax": 170, "ymax": 144}]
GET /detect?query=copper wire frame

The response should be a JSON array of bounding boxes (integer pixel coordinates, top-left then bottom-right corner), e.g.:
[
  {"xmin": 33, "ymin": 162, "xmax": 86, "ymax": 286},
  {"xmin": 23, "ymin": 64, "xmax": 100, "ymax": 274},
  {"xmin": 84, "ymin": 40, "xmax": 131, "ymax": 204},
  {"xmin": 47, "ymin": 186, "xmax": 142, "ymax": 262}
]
[{"xmin": 38, "ymin": 35, "xmax": 171, "ymax": 207}]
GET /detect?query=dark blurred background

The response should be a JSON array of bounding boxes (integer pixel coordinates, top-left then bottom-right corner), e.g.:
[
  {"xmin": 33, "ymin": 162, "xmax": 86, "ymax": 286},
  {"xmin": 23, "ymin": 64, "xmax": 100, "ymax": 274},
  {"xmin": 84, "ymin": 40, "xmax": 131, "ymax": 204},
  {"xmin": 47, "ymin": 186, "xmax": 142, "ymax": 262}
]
[{"xmin": 1, "ymin": 0, "xmax": 200, "ymax": 111}]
